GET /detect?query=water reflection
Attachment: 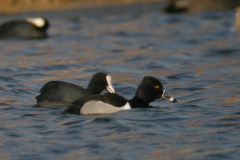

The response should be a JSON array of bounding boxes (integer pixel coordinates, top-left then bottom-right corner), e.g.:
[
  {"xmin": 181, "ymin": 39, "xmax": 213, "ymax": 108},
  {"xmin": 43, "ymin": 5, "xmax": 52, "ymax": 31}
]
[{"xmin": 0, "ymin": 10, "xmax": 240, "ymax": 159}]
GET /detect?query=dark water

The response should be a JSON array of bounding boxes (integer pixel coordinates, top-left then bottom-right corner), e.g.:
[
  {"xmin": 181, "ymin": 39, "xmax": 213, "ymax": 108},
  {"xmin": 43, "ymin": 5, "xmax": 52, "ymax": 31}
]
[{"xmin": 0, "ymin": 8, "xmax": 240, "ymax": 160}]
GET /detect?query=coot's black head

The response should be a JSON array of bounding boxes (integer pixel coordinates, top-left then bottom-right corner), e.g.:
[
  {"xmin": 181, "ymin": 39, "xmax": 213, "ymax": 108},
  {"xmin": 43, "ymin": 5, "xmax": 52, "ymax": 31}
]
[
  {"xmin": 87, "ymin": 72, "xmax": 115, "ymax": 94},
  {"xmin": 135, "ymin": 76, "xmax": 177, "ymax": 103},
  {"xmin": 26, "ymin": 17, "xmax": 50, "ymax": 30}
]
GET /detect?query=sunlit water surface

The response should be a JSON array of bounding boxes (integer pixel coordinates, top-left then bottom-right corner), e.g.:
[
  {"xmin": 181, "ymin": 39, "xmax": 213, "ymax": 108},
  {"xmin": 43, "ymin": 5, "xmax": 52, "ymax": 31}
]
[{"xmin": 0, "ymin": 8, "xmax": 240, "ymax": 160}]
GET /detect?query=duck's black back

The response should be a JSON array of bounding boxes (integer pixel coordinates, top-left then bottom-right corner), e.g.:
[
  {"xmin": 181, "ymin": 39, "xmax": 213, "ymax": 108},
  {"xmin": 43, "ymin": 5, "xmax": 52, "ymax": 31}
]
[
  {"xmin": 0, "ymin": 21, "xmax": 47, "ymax": 39},
  {"xmin": 65, "ymin": 93, "xmax": 127, "ymax": 115}
]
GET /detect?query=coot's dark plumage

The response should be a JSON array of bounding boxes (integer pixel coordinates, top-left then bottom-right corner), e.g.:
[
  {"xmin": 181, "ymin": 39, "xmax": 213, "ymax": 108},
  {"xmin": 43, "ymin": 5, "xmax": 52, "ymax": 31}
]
[
  {"xmin": 164, "ymin": 0, "xmax": 239, "ymax": 14},
  {"xmin": 0, "ymin": 17, "xmax": 49, "ymax": 39},
  {"xmin": 164, "ymin": 2, "xmax": 188, "ymax": 13},
  {"xmin": 65, "ymin": 76, "xmax": 177, "ymax": 115},
  {"xmin": 36, "ymin": 72, "xmax": 115, "ymax": 108}
]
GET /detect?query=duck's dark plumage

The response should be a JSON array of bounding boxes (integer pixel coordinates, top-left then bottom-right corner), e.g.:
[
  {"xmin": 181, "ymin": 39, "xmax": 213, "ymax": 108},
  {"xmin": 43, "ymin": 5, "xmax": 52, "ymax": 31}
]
[
  {"xmin": 65, "ymin": 76, "xmax": 177, "ymax": 115},
  {"xmin": 65, "ymin": 93, "xmax": 127, "ymax": 115}
]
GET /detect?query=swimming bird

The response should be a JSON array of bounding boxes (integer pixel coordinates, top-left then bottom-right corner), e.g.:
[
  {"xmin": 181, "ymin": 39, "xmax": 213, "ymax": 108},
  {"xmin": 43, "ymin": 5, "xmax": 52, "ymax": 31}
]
[
  {"xmin": 65, "ymin": 76, "xmax": 177, "ymax": 115},
  {"xmin": 36, "ymin": 72, "xmax": 115, "ymax": 108},
  {"xmin": 164, "ymin": 0, "xmax": 239, "ymax": 14},
  {"xmin": 0, "ymin": 17, "xmax": 49, "ymax": 39}
]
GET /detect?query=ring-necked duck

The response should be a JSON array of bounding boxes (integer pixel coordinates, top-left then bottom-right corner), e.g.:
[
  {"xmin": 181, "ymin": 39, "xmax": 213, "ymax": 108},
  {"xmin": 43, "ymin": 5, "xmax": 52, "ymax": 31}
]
[
  {"xmin": 65, "ymin": 76, "xmax": 177, "ymax": 115},
  {"xmin": 0, "ymin": 17, "xmax": 49, "ymax": 39},
  {"xmin": 36, "ymin": 72, "xmax": 115, "ymax": 108}
]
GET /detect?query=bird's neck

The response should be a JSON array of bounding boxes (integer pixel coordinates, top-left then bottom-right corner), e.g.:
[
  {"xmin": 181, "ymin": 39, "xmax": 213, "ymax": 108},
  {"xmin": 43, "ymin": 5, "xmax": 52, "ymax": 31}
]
[
  {"xmin": 85, "ymin": 83, "xmax": 103, "ymax": 95},
  {"xmin": 129, "ymin": 96, "xmax": 150, "ymax": 108}
]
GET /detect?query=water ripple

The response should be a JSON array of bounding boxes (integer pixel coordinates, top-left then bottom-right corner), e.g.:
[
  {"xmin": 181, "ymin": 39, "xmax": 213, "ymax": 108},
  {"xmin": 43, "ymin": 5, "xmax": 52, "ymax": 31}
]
[{"xmin": 0, "ymin": 9, "xmax": 239, "ymax": 160}]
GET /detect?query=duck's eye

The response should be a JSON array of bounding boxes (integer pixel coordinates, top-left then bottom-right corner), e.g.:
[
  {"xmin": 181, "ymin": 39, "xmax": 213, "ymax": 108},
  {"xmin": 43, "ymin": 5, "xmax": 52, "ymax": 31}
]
[
  {"xmin": 103, "ymin": 80, "xmax": 106, "ymax": 82},
  {"xmin": 155, "ymin": 85, "xmax": 159, "ymax": 89}
]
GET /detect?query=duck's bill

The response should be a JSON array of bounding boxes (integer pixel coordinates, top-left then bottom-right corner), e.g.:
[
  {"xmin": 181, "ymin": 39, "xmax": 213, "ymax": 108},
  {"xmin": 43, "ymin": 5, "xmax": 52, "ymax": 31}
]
[
  {"xmin": 106, "ymin": 85, "xmax": 115, "ymax": 93},
  {"xmin": 161, "ymin": 90, "xmax": 177, "ymax": 103}
]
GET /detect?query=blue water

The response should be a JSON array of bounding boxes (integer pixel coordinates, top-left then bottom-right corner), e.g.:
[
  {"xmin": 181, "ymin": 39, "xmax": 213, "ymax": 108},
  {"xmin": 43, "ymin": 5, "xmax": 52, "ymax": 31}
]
[{"xmin": 0, "ymin": 7, "xmax": 240, "ymax": 160}]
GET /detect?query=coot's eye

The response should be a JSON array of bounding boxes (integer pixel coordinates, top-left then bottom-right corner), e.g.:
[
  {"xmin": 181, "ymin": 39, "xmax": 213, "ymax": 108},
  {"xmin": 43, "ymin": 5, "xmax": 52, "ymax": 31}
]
[
  {"xmin": 155, "ymin": 85, "xmax": 159, "ymax": 89},
  {"xmin": 103, "ymin": 80, "xmax": 106, "ymax": 82}
]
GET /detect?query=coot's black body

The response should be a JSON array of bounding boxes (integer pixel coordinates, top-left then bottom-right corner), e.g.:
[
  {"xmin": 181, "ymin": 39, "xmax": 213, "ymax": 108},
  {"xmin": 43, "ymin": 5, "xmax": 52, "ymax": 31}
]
[
  {"xmin": 0, "ymin": 17, "xmax": 49, "ymax": 39},
  {"xmin": 36, "ymin": 73, "xmax": 115, "ymax": 108}
]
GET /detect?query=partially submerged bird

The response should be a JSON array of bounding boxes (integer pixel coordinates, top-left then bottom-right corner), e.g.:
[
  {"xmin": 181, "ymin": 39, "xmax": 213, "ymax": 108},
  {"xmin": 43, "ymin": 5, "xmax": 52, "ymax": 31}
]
[
  {"xmin": 0, "ymin": 17, "xmax": 49, "ymax": 39},
  {"xmin": 36, "ymin": 72, "xmax": 115, "ymax": 108},
  {"xmin": 65, "ymin": 76, "xmax": 177, "ymax": 115},
  {"xmin": 164, "ymin": 0, "xmax": 239, "ymax": 14}
]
